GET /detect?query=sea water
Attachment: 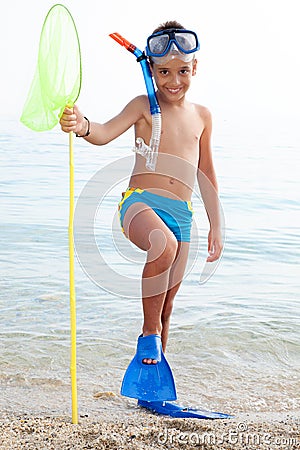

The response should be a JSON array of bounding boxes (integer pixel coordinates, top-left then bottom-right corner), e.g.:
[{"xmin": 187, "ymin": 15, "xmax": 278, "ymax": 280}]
[{"xmin": 0, "ymin": 116, "xmax": 299, "ymax": 417}]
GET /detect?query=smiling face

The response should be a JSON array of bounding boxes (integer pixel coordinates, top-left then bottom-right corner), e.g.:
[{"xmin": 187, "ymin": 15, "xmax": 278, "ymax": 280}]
[{"xmin": 151, "ymin": 57, "xmax": 197, "ymax": 103}]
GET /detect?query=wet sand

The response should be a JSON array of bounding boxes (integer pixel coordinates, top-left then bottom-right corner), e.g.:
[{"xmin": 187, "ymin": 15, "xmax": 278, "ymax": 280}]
[{"xmin": 1, "ymin": 408, "xmax": 299, "ymax": 449}]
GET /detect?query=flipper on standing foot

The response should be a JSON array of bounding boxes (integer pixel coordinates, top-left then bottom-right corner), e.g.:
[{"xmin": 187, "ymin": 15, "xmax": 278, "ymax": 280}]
[
  {"xmin": 121, "ymin": 334, "xmax": 177, "ymax": 402},
  {"xmin": 138, "ymin": 400, "xmax": 234, "ymax": 419}
]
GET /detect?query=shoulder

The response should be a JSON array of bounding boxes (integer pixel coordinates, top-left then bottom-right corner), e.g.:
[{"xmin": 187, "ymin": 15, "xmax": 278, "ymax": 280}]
[
  {"xmin": 122, "ymin": 95, "xmax": 149, "ymax": 117},
  {"xmin": 127, "ymin": 95, "xmax": 149, "ymax": 109},
  {"xmin": 119, "ymin": 95, "xmax": 149, "ymax": 123},
  {"xmin": 194, "ymin": 104, "xmax": 212, "ymax": 126}
]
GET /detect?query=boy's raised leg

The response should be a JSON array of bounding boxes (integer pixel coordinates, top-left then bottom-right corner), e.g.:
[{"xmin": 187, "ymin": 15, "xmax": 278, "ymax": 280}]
[{"xmin": 161, "ymin": 241, "xmax": 190, "ymax": 352}]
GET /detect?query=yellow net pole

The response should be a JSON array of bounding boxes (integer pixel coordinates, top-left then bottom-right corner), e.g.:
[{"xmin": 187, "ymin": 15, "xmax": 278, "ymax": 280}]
[{"xmin": 68, "ymin": 131, "xmax": 78, "ymax": 424}]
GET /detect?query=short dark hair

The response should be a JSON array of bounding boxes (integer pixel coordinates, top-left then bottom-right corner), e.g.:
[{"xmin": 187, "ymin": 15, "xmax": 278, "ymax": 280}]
[{"xmin": 151, "ymin": 20, "xmax": 185, "ymax": 35}]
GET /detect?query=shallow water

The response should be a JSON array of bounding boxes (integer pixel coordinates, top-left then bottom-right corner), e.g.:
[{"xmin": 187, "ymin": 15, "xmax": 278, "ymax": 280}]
[{"xmin": 0, "ymin": 117, "xmax": 299, "ymax": 417}]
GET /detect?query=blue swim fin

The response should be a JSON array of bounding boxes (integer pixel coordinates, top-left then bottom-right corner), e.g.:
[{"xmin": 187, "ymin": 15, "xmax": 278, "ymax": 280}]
[
  {"xmin": 121, "ymin": 334, "xmax": 177, "ymax": 402},
  {"xmin": 138, "ymin": 400, "xmax": 234, "ymax": 419}
]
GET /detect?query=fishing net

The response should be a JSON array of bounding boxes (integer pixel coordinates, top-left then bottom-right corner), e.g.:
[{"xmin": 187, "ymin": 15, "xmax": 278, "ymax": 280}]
[
  {"xmin": 20, "ymin": 4, "xmax": 81, "ymax": 131},
  {"xmin": 20, "ymin": 4, "xmax": 82, "ymax": 424}
]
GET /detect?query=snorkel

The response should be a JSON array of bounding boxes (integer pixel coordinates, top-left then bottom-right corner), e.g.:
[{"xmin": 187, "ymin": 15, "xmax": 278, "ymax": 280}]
[{"xmin": 110, "ymin": 33, "xmax": 161, "ymax": 171}]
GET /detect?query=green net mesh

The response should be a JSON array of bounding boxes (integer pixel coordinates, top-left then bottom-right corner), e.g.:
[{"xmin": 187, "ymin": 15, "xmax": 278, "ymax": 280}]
[{"xmin": 20, "ymin": 4, "xmax": 81, "ymax": 131}]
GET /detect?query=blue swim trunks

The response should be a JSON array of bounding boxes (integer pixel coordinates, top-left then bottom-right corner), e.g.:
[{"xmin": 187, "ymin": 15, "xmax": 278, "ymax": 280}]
[{"xmin": 118, "ymin": 187, "xmax": 194, "ymax": 242}]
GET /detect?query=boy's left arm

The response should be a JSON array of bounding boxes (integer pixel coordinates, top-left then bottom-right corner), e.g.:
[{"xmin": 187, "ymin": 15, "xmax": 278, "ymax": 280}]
[{"xmin": 197, "ymin": 108, "xmax": 223, "ymax": 262}]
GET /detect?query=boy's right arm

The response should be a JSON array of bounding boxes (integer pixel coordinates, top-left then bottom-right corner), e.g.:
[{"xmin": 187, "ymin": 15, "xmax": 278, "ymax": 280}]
[{"xmin": 59, "ymin": 97, "xmax": 146, "ymax": 146}]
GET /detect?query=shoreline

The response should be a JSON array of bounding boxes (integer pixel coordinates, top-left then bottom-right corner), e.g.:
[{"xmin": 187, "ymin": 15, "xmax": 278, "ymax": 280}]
[{"xmin": 1, "ymin": 409, "xmax": 299, "ymax": 450}]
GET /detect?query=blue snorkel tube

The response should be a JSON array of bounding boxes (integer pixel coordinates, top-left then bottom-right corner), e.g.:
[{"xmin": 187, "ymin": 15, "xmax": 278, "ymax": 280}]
[{"xmin": 109, "ymin": 33, "xmax": 161, "ymax": 171}]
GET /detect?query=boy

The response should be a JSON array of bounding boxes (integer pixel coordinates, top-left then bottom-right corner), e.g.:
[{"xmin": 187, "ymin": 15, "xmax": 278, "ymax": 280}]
[{"xmin": 60, "ymin": 21, "xmax": 222, "ymax": 399}]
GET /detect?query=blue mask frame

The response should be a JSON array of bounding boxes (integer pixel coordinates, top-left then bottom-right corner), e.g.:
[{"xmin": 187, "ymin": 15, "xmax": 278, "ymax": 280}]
[{"xmin": 146, "ymin": 29, "xmax": 200, "ymax": 58}]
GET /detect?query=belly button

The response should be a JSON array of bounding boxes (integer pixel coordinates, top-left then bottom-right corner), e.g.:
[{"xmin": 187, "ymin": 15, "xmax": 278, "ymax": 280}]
[{"xmin": 169, "ymin": 178, "xmax": 175, "ymax": 184}]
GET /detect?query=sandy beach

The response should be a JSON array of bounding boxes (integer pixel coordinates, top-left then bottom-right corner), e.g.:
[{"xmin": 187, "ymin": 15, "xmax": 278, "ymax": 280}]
[{"xmin": 1, "ymin": 407, "xmax": 299, "ymax": 450}]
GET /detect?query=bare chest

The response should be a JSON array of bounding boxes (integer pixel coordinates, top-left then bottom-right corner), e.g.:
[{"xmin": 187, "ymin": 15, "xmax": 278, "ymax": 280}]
[{"xmin": 159, "ymin": 112, "xmax": 203, "ymax": 163}]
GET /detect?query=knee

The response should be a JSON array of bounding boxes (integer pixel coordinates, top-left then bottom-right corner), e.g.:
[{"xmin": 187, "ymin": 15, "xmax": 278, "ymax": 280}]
[
  {"xmin": 148, "ymin": 229, "xmax": 178, "ymax": 271},
  {"xmin": 163, "ymin": 239, "xmax": 178, "ymax": 265},
  {"xmin": 156, "ymin": 237, "xmax": 178, "ymax": 272}
]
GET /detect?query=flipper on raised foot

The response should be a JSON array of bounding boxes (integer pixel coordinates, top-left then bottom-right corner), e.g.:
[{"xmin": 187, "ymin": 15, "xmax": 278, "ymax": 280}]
[
  {"xmin": 121, "ymin": 334, "xmax": 177, "ymax": 402},
  {"xmin": 138, "ymin": 400, "xmax": 234, "ymax": 419}
]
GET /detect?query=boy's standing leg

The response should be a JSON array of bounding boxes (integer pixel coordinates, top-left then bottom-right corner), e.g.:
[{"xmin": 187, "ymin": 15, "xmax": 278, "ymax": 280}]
[
  {"xmin": 123, "ymin": 202, "xmax": 177, "ymax": 341},
  {"xmin": 123, "ymin": 202, "xmax": 190, "ymax": 359}
]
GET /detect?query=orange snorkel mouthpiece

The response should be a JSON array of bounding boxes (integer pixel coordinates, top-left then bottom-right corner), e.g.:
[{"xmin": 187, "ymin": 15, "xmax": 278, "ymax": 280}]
[{"xmin": 109, "ymin": 32, "xmax": 136, "ymax": 54}]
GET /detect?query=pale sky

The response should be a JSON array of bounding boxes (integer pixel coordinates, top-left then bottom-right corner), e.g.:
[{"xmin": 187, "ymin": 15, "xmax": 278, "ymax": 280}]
[{"xmin": 1, "ymin": 0, "xmax": 299, "ymax": 126}]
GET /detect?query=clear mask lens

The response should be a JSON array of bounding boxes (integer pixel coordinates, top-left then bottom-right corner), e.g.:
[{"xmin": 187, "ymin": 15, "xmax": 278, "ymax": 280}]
[
  {"xmin": 149, "ymin": 35, "xmax": 169, "ymax": 54},
  {"xmin": 147, "ymin": 29, "xmax": 199, "ymax": 57},
  {"xmin": 150, "ymin": 43, "xmax": 195, "ymax": 65},
  {"xmin": 175, "ymin": 33, "xmax": 197, "ymax": 52}
]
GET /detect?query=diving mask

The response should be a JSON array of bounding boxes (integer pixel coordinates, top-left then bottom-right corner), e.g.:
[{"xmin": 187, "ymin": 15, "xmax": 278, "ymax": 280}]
[{"xmin": 146, "ymin": 28, "xmax": 199, "ymax": 64}]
